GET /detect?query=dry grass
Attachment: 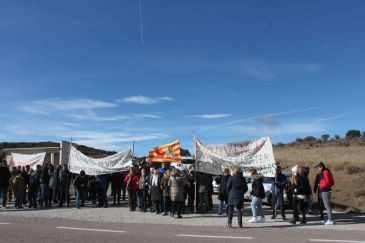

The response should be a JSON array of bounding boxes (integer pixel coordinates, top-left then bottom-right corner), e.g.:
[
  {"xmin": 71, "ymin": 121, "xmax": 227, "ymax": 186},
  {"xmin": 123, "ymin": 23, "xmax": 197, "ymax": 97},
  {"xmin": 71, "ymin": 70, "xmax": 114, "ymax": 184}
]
[{"xmin": 274, "ymin": 145, "xmax": 365, "ymax": 213}]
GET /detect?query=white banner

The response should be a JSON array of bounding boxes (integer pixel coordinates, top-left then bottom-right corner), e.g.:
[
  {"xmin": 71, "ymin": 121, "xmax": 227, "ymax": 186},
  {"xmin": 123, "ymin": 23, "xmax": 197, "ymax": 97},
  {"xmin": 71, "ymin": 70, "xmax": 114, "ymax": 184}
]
[
  {"xmin": 8, "ymin": 152, "xmax": 46, "ymax": 170},
  {"xmin": 68, "ymin": 146, "xmax": 133, "ymax": 175},
  {"xmin": 195, "ymin": 137, "xmax": 276, "ymax": 177}
]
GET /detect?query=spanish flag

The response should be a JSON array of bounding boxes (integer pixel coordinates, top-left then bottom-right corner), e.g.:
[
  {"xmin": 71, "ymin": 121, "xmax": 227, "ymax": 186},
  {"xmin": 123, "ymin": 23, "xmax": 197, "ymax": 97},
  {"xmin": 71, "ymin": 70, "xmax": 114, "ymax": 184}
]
[{"xmin": 148, "ymin": 140, "xmax": 181, "ymax": 163}]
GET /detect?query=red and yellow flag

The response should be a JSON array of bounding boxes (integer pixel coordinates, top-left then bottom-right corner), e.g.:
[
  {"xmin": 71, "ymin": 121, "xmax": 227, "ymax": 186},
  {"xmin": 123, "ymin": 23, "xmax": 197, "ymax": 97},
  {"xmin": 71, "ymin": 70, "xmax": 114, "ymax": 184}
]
[{"xmin": 148, "ymin": 140, "xmax": 181, "ymax": 163}]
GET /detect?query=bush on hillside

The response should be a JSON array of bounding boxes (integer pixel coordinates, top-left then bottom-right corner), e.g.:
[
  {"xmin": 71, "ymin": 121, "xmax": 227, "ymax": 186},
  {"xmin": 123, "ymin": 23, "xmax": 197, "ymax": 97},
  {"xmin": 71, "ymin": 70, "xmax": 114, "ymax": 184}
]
[
  {"xmin": 344, "ymin": 165, "xmax": 365, "ymax": 175},
  {"xmin": 346, "ymin": 130, "xmax": 361, "ymax": 140}
]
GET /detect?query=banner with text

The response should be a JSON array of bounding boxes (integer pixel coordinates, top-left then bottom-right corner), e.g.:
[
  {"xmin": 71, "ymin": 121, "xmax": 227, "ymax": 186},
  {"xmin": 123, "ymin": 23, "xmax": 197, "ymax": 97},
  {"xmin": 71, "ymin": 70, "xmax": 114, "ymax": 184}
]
[
  {"xmin": 68, "ymin": 146, "xmax": 133, "ymax": 175},
  {"xmin": 195, "ymin": 137, "xmax": 276, "ymax": 177},
  {"xmin": 8, "ymin": 152, "xmax": 46, "ymax": 170}
]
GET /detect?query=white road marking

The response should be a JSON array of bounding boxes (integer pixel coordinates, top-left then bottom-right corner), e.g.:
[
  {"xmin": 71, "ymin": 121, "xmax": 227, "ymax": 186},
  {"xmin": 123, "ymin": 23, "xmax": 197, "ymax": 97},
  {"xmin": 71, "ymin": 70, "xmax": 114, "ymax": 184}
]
[
  {"xmin": 177, "ymin": 234, "xmax": 252, "ymax": 240},
  {"xmin": 56, "ymin": 227, "xmax": 125, "ymax": 233},
  {"xmin": 310, "ymin": 239, "xmax": 365, "ymax": 243},
  {"xmin": 0, "ymin": 223, "xmax": 11, "ymax": 225}
]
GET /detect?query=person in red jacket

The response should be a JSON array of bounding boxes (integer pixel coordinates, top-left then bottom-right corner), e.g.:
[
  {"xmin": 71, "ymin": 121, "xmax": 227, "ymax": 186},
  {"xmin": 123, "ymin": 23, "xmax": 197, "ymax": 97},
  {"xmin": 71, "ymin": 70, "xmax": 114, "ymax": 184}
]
[
  {"xmin": 315, "ymin": 162, "xmax": 335, "ymax": 225},
  {"xmin": 124, "ymin": 167, "xmax": 139, "ymax": 211}
]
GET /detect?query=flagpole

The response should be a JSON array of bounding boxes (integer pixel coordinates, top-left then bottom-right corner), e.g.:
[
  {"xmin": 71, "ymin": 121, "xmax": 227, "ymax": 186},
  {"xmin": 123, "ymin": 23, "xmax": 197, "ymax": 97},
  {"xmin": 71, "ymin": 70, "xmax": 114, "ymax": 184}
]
[
  {"xmin": 132, "ymin": 140, "xmax": 135, "ymax": 166},
  {"xmin": 193, "ymin": 131, "xmax": 198, "ymax": 214}
]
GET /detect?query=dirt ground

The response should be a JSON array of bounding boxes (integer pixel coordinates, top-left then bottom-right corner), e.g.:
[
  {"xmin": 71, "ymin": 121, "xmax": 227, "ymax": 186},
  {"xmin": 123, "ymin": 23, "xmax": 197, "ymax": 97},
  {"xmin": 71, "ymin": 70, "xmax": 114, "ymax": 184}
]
[{"xmin": 274, "ymin": 145, "xmax": 365, "ymax": 213}]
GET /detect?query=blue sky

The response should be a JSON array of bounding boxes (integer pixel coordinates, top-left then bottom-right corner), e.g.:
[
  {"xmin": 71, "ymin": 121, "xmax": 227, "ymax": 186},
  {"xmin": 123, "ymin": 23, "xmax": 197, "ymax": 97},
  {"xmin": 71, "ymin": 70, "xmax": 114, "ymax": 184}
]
[{"xmin": 0, "ymin": 0, "xmax": 365, "ymax": 155}]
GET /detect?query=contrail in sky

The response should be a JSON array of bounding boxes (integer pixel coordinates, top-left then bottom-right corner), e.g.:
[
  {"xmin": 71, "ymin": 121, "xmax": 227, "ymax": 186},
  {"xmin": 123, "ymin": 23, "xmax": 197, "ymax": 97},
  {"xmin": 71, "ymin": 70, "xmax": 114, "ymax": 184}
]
[{"xmin": 139, "ymin": 0, "xmax": 144, "ymax": 47}]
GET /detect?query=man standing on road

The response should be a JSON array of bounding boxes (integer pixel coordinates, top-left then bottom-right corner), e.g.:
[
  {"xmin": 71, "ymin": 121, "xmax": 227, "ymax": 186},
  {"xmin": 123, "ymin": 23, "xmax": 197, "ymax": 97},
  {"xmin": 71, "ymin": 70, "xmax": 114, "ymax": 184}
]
[
  {"xmin": 271, "ymin": 166, "xmax": 288, "ymax": 220},
  {"xmin": 315, "ymin": 162, "xmax": 335, "ymax": 225},
  {"xmin": 0, "ymin": 162, "xmax": 11, "ymax": 209},
  {"xmin": 314, "ymin": 168, "xmax": 325, "ymax": 220}
]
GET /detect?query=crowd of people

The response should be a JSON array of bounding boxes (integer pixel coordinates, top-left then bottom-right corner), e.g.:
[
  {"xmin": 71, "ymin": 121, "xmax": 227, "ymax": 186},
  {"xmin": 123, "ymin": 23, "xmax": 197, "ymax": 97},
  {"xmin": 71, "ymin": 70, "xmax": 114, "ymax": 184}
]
[{"xmin": 0, "ymin": 160, "xmax": 335, "ymax": 227}]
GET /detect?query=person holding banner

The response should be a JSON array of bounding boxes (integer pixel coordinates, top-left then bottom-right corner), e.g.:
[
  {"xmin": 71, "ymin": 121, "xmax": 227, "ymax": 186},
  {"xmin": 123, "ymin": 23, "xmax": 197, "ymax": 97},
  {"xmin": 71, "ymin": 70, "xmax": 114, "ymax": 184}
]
[
  {"xmin": 271, "ymin": 166, "xmax": 288, "ymax": 220},
  {"xmin": 226, "ymin": 166, "xmax": 248, "ymax": 228},
  {"xmin": 73, "ymin": 171, "xmax": 87, "ymax": 209},
  {"xmin": 215, "ymin": 168, "xmax": 230, "ymax": 216}
]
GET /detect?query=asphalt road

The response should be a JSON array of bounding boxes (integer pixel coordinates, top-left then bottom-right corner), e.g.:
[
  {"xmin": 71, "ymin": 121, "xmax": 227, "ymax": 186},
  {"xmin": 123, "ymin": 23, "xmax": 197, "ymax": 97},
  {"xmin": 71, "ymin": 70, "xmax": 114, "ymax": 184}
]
[{"xmin": 0, "ymin": 215, "xmax": 364, "ymax": 243}]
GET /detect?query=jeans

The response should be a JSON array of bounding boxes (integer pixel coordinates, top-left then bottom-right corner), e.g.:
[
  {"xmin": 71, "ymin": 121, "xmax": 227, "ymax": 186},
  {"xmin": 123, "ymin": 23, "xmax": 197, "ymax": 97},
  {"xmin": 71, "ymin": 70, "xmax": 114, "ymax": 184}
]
[
  {"xmin": 227, "ymin": 205, "xmax": 243, "ymax": 226},
  {"xmin": 317, "ymin": 193, "xmax": 325, "ymax": 219},
  {"xmin": 75, "ymin": 188, "xmax": 84, "ymax": 208},
  {"xmin": 14, "ymin": 196, "xmax": 22, "ymax": 208},
  {"xmin": 321, "ymin": 192, "xmax": 333, "ymax": 221},
  {"xmin": 163, "ymin": 197, "xmax": 171, "ymax": 213},
  {"xmin": 0, "ymin": 184, "xmax": 8, "ymax": 207},
  {"xmin": 218, "ymin": 200, "xmax": 226, "ymax": 215},
  {"xmin": 306, "ymin": 195, "xmax": 313, "ymax": 212},
  {"xmin": 272, "ymin": 191, "xmax": 285, "ymax": 218},
  {"xmin": 251, "ymin": 196, "xmax": 265, "ymax": 219},
  {"xmin": 40, "ymin": 184, "xmax": 50, "ymax": 206}
]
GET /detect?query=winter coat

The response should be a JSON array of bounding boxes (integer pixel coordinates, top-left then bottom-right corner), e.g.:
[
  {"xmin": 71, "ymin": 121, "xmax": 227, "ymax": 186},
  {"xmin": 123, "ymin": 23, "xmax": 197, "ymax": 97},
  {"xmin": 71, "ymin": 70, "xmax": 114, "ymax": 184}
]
[
  {"xmin": 319, "ymin": 169, "xmax": 334, "ymax": 192},
  {"xmin": 271, "ymin": 172, "xmax": 287, "ymax": 193},
  {"xmin": 96, "ymin": 175, "xmax": 108, "ymax": 191},
  {"xmin": 291, "ymin": 174, "xmax": 311, "ymax": 197},
  {"xmin": 124, "ymin": 173, "xmax": 139, "ymax": 193},
  {"xmin": 40, "ymin": 167, "xmax": 50, "ymax": 185},
  {"xmin": 73, "ymin": 175, "xmax": 88, "ymax": 190},
  {"xmin": 314, "ymin": 173, "xmax": 322, "ymax": 194},
  {"xmin": 216, "ymin": 175, "xmax": 230, "ymax": 201},
  {"xmin": 0, "ymin": 166, "xmax": 11, "ymax": 187},
  {"xmin": 160, "ymin": 173, "xmax": 170, "ymax": 198},
  {"xmin": 110, "ymin": 173, "xmax": 123, "ymax": 189},
  {"xmin": 150, "ymin": 175, "xmax": 162, "ymax": 202},
  {"xmin": 198, "ymin": 172, "xmax": 212, "ymax": 194},
  {"xmin": 251, "ymin": 174, "xmax": 266, "ymax": 199},
  {"xmin": 168, "ymin": 170, "xmax": 187, "ymax": 202},
  {"xmin": 226, "ymin": 172, "xmax": 248, "ymax": 207},
  {"xmin": 12, "ymin": 175, "xmax": 25, "ymax": 198}
]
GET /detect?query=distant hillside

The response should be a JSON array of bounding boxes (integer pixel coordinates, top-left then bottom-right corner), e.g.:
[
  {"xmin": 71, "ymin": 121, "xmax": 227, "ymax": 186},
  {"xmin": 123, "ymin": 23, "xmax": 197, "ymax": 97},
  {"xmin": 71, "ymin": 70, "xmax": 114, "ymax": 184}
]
[
  {"xmin": 0, "ymin": 142, "xmax": 116, "ymax": 157},
  {"xmin": 273, "ymin": 130, "xmax": 365, "ymax": 213}
]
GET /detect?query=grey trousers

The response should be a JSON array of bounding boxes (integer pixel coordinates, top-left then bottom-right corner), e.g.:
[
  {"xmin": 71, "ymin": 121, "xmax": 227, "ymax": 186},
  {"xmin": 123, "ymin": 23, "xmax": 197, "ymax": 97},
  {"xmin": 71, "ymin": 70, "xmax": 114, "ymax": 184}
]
[{"xmin": 321, "ymin": 191, "xmax": 333, "ymax": 221}]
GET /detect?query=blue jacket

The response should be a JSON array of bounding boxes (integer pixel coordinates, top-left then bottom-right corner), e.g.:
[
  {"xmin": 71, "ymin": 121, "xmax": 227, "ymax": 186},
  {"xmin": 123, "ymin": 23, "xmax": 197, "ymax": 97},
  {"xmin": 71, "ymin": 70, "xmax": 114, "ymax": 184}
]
[
  {"xmin": 271, "ymin": 173, "xmax": 287, "ymax": 193},
  {"xmin": 96, "ymin": 175, "xmax": 108, "ymax": 190}
]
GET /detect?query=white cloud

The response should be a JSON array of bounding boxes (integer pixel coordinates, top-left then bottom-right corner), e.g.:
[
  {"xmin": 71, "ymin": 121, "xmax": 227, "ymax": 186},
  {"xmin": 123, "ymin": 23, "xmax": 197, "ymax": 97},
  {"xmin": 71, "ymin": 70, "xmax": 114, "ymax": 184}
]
[
  {"xmin": 70, "ymin": 110, "xmax": 129, "ymax": 122},
  {"xmin": 232, "ymin": 122, "xmax": 325, "ymax": 136},
  {"xmin": 116, "ymin": 96, "xmax": 174, "ymax": 105},
  {"xmin": 68, "ymin": 131, "xmax": 170, "ymax": 151},
  {"xmin": 133, "ymin": 114, "xmax": 163, "ymax": 119},
  {"xmin": 188, "ymin": 114, "xmax": 231, "ymax": 119},
  {"xmin": 241, "ymin": 60, "xmax": 322, "ymax": 81},
  {"xmin": 20, "ymin": 98, "xmax": 117, "ymax": 114}
]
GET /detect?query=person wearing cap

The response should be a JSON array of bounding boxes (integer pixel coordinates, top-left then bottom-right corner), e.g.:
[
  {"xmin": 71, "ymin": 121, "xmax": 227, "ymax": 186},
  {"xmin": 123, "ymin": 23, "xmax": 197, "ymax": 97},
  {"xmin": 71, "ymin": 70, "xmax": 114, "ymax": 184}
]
[{"xmin": 315, "ymin": 162, "xmax": 335, "ymax": 225}]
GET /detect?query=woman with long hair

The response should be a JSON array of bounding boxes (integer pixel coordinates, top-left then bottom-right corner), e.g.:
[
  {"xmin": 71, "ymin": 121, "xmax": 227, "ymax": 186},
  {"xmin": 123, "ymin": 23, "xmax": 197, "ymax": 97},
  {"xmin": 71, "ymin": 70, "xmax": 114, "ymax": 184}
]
[{"xmin": 226, "ymin": 166, "xmax": 248, "ymax": 228}]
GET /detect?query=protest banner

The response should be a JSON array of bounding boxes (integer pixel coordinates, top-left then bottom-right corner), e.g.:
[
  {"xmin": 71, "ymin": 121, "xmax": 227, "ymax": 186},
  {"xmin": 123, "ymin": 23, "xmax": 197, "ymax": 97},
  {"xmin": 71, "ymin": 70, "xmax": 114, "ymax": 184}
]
[
  {"xmin": 68, "ymin": 146, "xmax": 133, "ymax": 175},
  {"xmin": 194, "ymin": 136, "xmax": 276, "ymax": 177},
  {"xmin": 8, "ymin": 152, "xmax": 46, "ymax": 170}
]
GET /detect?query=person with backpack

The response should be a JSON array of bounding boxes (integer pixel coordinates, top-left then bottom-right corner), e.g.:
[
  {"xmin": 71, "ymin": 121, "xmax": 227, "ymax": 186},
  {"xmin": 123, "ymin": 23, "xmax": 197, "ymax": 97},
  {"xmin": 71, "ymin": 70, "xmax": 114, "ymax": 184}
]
[{"xmin": 315, "ymin": 162, "xmax": 335, "ymax": 225}]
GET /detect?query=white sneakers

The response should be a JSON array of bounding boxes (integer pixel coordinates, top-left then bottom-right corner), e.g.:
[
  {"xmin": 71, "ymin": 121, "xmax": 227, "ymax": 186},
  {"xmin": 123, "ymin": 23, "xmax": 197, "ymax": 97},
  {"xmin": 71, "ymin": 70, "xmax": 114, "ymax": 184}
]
[
  {"xmin": 324, "ymin": 220, "xmax": 335, "ymax": 225},
  {"xmin": 248, "ymin": 217, "xmax": 258, "ymax": 223},
  {"xmin": 248, "ymin": 217, "xmax": 266, "ymax": 223}
]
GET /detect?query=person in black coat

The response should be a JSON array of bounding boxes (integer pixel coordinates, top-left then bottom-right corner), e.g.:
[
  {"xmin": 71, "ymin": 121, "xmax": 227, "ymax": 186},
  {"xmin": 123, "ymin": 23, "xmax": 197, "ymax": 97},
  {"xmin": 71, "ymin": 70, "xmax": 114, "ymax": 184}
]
[
  {"xmin": 149, "ymin": 170, "xmax": 163, "ymax": 214},
  {"xmin": 215, "ymin": 168, "xmax": 231, "ymax": 215},
  {"xmin": 249, "ymin": 168, "xmax": 266, "ymax": 223},
  {"xmin": 226, "ymin": 166, "xmax": 248, "ymax": 228},
  {"xmin": 290, "ymin": 165, "xmax": 311, "ymax": 225},
  {"xmin": 0, "ymin": 163, "xmax": 11, "ymax": 208},
  {"xmin": 314, "ymin": 171, "xmax": 325, "ymax": 220}
]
